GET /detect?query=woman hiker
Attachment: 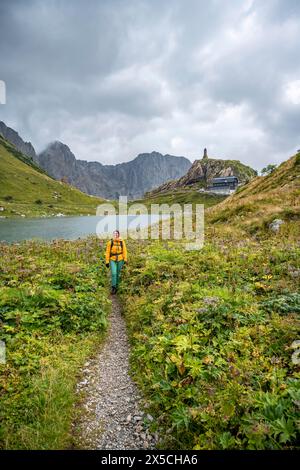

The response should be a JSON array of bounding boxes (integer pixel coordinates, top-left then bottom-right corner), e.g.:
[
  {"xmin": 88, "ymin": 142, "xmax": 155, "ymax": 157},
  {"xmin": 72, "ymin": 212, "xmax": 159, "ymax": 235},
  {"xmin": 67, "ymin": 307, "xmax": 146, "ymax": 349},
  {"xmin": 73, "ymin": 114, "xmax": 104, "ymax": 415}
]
[{"xmin": 105, "ymin": 230, "xmax": 127, "ymax": 294}]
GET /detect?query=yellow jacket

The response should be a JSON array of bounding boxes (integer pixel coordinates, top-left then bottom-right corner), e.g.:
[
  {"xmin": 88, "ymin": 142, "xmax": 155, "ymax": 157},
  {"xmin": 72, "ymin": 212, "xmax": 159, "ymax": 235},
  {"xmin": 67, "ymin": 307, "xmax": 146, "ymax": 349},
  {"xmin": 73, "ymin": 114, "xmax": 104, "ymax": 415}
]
[{"xmin": 105, "ymin": 237, "xmax": 127, "ymax": 263}]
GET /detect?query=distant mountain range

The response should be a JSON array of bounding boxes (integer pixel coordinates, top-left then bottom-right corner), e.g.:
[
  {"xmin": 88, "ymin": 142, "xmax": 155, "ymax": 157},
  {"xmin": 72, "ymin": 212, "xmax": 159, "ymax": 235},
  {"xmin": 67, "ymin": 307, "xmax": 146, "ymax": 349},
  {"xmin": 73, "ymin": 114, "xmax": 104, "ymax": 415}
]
[
  {"xmin": 38, "ymin": 142, "xmax": 192, "ymax": 199},
  {"xmin": 0, "ymin": 121, "xmax": 192, "ymax": 199},
  {"xmin": 0, "ymin": 120, "xmax": 258, "ymax": 200}
]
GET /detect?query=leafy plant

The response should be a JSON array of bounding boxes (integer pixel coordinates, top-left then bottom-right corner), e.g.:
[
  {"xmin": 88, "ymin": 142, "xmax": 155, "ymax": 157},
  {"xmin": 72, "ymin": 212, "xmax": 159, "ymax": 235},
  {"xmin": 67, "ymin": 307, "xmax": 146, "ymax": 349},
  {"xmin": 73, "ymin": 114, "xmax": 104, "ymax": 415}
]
[
  {"xmin": 0, "ymin": 236, "xmax": 110, "ymax": 449},
  {"xmin": 120, "ymin": 234, "xmax": 300, "ymax": 449}
]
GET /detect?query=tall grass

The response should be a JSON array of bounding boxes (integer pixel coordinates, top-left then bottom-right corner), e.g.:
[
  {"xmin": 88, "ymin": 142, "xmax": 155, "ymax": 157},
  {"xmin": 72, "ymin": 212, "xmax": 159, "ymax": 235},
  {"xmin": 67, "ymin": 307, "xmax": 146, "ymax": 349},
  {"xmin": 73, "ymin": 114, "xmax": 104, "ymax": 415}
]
[{"xmin": 0, "ymin": 237, "xmax": 110, "ymax": 449}]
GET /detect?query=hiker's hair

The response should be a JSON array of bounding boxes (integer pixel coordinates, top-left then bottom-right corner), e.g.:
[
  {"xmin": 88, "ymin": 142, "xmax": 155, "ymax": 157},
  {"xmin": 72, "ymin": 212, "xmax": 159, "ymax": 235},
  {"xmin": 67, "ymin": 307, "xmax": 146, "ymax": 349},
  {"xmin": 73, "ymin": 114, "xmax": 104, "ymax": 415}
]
[{"xmin": 113, "ymin": 230, "xmax": 120, "ymax": 235}]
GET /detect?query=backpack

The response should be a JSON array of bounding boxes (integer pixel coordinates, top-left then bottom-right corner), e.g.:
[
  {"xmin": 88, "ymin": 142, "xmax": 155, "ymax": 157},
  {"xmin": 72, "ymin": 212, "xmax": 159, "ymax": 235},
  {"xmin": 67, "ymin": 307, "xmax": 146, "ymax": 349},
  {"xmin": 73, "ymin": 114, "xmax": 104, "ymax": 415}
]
[{"xmin": 110, "ymin": 238, "xmax": 123, "ymax": 257}]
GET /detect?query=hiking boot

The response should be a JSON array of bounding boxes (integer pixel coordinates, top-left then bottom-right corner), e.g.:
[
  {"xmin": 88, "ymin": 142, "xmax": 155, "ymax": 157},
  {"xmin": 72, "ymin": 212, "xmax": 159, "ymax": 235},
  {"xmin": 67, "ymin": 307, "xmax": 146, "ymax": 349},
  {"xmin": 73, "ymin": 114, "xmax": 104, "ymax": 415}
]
[{"xmin": 111, "ymin": 286, "xmax": 117, "ymax": 295}]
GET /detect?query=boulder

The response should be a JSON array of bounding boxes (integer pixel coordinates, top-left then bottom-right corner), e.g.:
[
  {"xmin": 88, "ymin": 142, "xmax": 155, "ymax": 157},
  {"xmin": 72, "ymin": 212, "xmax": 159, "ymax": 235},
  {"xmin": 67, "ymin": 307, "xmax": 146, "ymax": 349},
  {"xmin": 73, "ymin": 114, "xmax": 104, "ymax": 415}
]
[{"xmin": 269, "ymin": 219, "xmax": 284, "ymax": 233}]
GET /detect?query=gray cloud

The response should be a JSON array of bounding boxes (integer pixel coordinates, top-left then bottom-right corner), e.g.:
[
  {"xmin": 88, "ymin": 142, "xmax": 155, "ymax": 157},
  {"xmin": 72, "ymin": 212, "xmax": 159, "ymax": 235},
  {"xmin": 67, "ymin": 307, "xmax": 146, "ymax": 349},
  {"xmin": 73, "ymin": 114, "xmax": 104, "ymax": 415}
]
[{"xmin": 0, "ymin": 0, "xmax": 299, "ymax": 169}]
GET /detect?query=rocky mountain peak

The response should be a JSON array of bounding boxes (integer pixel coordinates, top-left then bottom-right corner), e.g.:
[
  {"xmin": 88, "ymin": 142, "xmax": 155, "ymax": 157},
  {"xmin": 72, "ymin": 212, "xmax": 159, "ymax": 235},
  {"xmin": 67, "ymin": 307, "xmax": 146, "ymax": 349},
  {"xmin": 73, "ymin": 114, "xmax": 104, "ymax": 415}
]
[{"xmin": 37, "ymin": 146, "xmax": 192, "ymax": 199}]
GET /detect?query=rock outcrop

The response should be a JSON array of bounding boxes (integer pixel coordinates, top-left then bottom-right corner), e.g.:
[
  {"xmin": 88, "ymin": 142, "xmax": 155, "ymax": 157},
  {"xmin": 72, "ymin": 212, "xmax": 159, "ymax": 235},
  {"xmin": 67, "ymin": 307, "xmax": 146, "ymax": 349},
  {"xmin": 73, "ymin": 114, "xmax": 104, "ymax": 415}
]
[
  {"xmin": 0, "ymin": 121, "xmax": 38, "ymax": 162},
  {"xmin": 147, "ymin": 156, "xmax": 257, "ymax": 196}
]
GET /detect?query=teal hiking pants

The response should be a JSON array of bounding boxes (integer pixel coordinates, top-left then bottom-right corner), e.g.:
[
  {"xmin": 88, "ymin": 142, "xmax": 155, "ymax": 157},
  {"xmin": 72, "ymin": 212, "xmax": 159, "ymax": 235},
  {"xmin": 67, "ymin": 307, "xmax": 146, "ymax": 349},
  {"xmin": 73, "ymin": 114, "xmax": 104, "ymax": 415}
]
[{"xmin": 109, "ymin": 259, "xmax": 124, "ymax": 288}]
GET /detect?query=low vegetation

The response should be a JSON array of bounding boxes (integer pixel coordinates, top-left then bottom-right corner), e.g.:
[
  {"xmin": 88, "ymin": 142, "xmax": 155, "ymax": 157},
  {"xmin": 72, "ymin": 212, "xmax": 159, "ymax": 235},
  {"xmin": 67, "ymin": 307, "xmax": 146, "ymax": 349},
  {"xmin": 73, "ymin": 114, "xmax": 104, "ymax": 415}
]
[
  {"xmin": 0, "ymin": 150, "xmax": 299, "ymax": 450},
  {"xmin": 118, "ymin": 156, "xmax": 299, "ymax": 449},
  {"xmin": 0, "ymin": 237, "xmax": 110, "ymax": 449},
  {"xmin": 119, "ymin": 227, "xmax": 300, "ymax": 449}
]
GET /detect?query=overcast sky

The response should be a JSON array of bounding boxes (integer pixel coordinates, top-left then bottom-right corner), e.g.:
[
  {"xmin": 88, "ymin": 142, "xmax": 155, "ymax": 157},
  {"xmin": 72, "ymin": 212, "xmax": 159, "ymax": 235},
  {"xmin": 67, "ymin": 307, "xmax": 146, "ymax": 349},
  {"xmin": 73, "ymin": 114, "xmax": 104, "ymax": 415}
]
[{"xmin": 0, "ymin": 0, "xmax": 300, "ymax": 169}]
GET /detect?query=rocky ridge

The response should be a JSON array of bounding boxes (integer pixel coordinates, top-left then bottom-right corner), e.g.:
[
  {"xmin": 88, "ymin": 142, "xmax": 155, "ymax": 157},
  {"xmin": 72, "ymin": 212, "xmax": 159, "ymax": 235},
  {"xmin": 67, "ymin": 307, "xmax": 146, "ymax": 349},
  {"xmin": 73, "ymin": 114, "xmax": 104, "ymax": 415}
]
[
  {"xmin": 38, "ymin": 142, "xmax": 192, "ymax": 199},
  {"xmin": 0, "ymin": 121, "xmax": 37, "ymax": 162},
  {"xmin": 146, "ymin": 156, "xmax": 257, "ymax": 196}
]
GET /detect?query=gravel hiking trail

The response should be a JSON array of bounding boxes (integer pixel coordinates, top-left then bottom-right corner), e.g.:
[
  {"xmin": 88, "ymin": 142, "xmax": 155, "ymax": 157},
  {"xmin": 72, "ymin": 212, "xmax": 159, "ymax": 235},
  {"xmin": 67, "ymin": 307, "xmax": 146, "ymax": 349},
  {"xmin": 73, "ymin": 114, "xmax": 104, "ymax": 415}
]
[{"xmin": 74, "ymin": 293, "xmax": 159, "ymax": 450}]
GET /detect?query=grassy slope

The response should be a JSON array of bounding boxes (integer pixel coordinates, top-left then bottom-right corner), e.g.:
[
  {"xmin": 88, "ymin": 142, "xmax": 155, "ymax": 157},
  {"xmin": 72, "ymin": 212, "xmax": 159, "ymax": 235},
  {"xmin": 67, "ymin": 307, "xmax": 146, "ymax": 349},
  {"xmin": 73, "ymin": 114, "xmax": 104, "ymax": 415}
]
[
  {"xmin": 118, "ymin": 154, "xmax": 300, "ymax": 450},
  {"xmin": 0, "ymin": 136, "xmax": 105, "ymax": 217},
  {"xmin": 207, "ymin": 154, "xmax": 300, "ymax": 233},
  {"xmin": 0, "ymin": 237, "xmax": 110, "ymax": 449},
  {"xmin": 135, "ymin": 185, "xmax": 226, "ymax": 209}
]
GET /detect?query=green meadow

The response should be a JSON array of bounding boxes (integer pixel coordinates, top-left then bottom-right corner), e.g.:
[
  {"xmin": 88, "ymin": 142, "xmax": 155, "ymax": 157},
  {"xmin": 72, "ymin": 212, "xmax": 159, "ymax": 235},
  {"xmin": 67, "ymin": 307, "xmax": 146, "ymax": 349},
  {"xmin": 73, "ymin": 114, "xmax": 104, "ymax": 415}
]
[
  {"xmin": 0, "ymin": 237, "xmax": 110, "ymax": 449},
  {"xmin": 0, "ymin": 152, "xmax": 299, "ymax": 450},
  {"xmin": 119, "ymin": 226, "xmax": 300, "ymax": 449}
]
